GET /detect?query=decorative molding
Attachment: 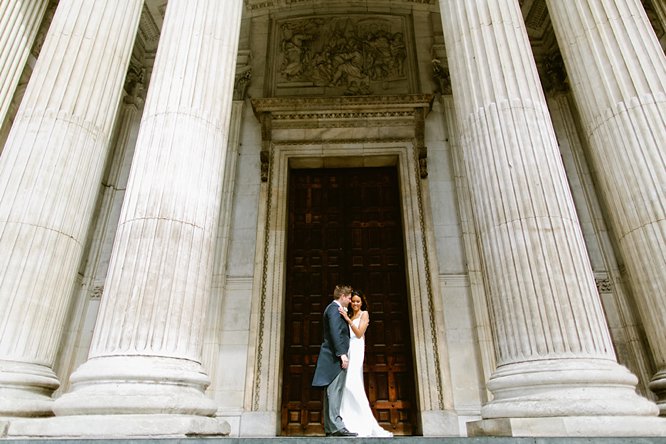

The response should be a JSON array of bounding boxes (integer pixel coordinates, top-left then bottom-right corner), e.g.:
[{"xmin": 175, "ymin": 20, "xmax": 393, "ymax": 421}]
[
  {"xmin": 253, "ymin": 139, "xmax": 275, "ymax": 410},
  {"xmin": 138, "ymin": 3, "xmax": 161, "ymax": 47},
  {"xmin": 245, "ymin": 0, "xmax": 275, "ymax": 10},
  {"xmin": 540, "ymin": 50, "xmax": 568, "ymax": 93},
  {"xmin": 596, "ymin": 277, "xmax": 613, "ymax": 294},
  {"xmin": 90, "ymin": 286, "xmax": 103, "ymax": 300},
  {"xmin": 253, "ymin": 94, "xmax": 432, "ymax": 111},
  {"xmin": 524, "ymin": 0, "xmax": 548, "ymax": 30},
  {"xmin": 234, "ymin": 66, "xmax": 252, "ymax": 101},
  {"xmin": 272, "ymin": 137, "xmax": 412, "ymax": 146},
  {"xmin": 234, "ymin": 50, "xmax": 253, "ymax": 101},
  {"xmin": 252, "ymin": 95, "xmax": 432, "ymax": 181},
  {"xmin": 245, "ymin": 0, "xmax": 436, "ymax": 12},
  {"xmin": 249, "ymin": 141, "xmax": 448, "ymax": 418},
  {"xmin": 271, "ymin": 110, "xmax": 416, "ymax": 121},
  {"xmin": 259, "ymin": 113, "xmax": 272, "ymax": 182},
  {"xmin": 414, "ymin": 107, "xmax": 428, "ymax": 178},
  {"xmin": 124, "ymin": 60, "xmax": 146, "ymax": 101},
  {"xmin": 414, "ymin": 142, "xmax": 443, "ymax": 410},
  {"xmin": 430, "ymin": 43, "xmax": 451, "ymax": 95},
  {"xmin": 432, "ymin": 58, "xmax": 452, "ymax": 95}
]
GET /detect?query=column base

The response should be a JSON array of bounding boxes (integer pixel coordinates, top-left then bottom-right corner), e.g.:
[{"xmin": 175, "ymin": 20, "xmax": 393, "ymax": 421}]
[
  {"xmin": 6, "ymin": 414, "xmax": 230, "ymax": 438},
  {"xmin": 483, "ymin": 359, "xmax": 659, "ymax": 418},
  {"xmin": 53, "ymin": 355, "xmax": 217, "ymax": 416},
  {"xmin": 649, "ymin": 368, "xmax": 666, "ymax": 416},
  {"xmin": 0, "ymin": 360, "xmax": 59, "ymax": 417},
  {"xmin": 467, "ymin": 416, "xmax": 666, "ymax": 437}
]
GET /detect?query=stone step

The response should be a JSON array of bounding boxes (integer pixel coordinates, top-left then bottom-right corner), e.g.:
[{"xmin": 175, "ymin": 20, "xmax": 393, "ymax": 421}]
[{"xmin": 2, "ymin": 438, "xmax": 665, "ymax": 444}]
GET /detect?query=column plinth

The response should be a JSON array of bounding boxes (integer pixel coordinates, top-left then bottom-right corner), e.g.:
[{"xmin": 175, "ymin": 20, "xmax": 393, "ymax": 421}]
[
  {"xmin": 439, "ymin": 0, "xmax": 659, "ymax": 432},
  {"xmin": 0, "ymin": 361, "xmax": 58, "ymax": 417},
  {"xmin": 53, "ymin": 356, "xmax": 216, "ymax": 416},
  {"xmin": 484, "ymin": 359, "xmax": 653, "ymax": 418}
]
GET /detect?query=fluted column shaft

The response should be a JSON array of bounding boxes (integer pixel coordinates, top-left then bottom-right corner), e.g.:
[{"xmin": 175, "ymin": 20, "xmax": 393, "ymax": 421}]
[
  {"xmin": 0, "ymin": 0, "xmax": 142, "ymax": 417},
  {"xmin": 54, "ymin": 0, "xmax": 243, "ymax": 417},
  {"xmin": 0, "ymin": 0, "xmax": 48, "ymax": 128},
  {"xmin": 545, "ymin": 0, "xmax": 666, "ymax": 413},
  {"xmin": 440, "ymin": 0, "xmax": 657, "ymax": 418}
]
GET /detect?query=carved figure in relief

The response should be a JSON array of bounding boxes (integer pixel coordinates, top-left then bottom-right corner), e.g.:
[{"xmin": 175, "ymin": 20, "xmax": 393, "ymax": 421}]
[
  {"xmin": 276, "ymin": 16, "xmax": 408, "ymax": 95},
  {"xmin": 330, "ymin": 41, "xmax": 371, "ymax": 95},
  {"xmin": 280, "ymin": 25, "xmax": 312, "ymax": 79},
  {"xmin": 390, "ymin": 33, "xmax": 406, "ymax": 76}
]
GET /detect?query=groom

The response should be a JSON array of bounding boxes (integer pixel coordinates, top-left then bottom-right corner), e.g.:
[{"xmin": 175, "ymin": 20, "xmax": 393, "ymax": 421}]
[{"xmin": 312, "ymin": 284, "xmax": 357, "ymax": 437}]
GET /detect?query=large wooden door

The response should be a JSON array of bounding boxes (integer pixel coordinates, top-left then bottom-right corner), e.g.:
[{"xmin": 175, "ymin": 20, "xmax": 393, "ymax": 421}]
[{"xmin": 281, "ymin": 167, "xmax": 417, "ymax": 436}]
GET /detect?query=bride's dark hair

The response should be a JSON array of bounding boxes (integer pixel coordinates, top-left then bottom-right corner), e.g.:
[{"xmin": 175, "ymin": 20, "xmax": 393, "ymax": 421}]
[{"xmin": 351, "ymin": 289, "xmax": 369, "ymax": 312}]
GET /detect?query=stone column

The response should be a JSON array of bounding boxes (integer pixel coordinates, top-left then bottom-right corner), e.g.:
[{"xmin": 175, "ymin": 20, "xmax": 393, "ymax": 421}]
[
  {"xmin": 0, "ymin": 0, "xmax": 142, "ymax": 417},
  {"xmin": 545, "ymin": 0, "xmax": 666, "ymax": 415},
  {"xmin": 52, "ymin": 0, "xmax": 242, "ymax": 436},
  {"xmin": 0, "ymin": 0, "xmax": 48, "ymax": 128},
  {"xmin": 439, "ymin": 0, "xmax": 660, "ymax": 434}
]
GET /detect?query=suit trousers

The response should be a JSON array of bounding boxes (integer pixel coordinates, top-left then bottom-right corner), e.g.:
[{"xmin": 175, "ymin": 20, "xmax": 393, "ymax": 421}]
[{"xmin": 323, "ymin": 369, "xmax": 347, "ymax": 433}]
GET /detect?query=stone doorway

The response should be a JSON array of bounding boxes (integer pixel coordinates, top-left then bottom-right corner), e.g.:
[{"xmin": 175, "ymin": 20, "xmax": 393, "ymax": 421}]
[
  {"xmin": 280, "ymin": 166, "xmax": 417, "ymax": 436},
  {"xmin": 245, "ymin": 95, "xmax": 453, "ymax": 437}
]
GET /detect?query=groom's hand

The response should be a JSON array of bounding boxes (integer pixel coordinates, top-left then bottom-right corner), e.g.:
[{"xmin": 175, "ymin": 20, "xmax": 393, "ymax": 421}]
[{"xmin": 340, "ymin": 354, "xmax": 349, "ymax": 369}]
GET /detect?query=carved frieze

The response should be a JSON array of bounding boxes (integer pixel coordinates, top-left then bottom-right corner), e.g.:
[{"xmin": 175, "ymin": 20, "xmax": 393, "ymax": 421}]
[
  {"xmin": 596, "ymin": 277, "xmax": 613, "ymax": 294},
  {"xmin": 245, "ymin": 0, "xmax": 436, "ymax": 11},
  {"xmin": 271, "ymin": 15, "xmax": 414, "ymax": 96},
  {"xmin": 252, "ymin": 95, "xmax": 432, "ymax": 181},
  {"xmin": 91, "ymin": 286, "xmax": 103, "ymax": 300}
]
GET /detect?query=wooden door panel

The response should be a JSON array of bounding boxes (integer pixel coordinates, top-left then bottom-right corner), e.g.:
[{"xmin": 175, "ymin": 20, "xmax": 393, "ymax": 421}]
[{"xmin": 282, "ymin": 167, "xmax": 416, "ymax": 436}]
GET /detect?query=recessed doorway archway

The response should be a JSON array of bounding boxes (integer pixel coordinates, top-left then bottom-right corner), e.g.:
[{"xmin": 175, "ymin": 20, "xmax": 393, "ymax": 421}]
[{"xmin": 243, "ymin": 96, "xmax": 456, "ymax": 437}]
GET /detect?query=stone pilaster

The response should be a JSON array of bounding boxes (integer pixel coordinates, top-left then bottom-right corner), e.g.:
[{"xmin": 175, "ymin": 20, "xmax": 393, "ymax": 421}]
[
  {"xmin": 51, "ymin": 0, "xmax": 242, "ymax": 436},
  {"xmin": 545, "ymin": 0, "xmax": 666, "ymax": 415},
  {"xmin": 0, "ymin": 0, "xmax": 48, "ymax": 128},
  {"xmin": 439, "ymin": 0, "xmax": 658, "ymax": 429},
  {"xmin": 0, "ymin": 0, "xmax": 142, "ymax": 417}
]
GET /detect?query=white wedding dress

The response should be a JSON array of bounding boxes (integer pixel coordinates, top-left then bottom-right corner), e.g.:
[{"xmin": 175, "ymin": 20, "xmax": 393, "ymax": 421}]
[{"xmin": 340, "ymin": 315, "xmax": 393, "ymax": 437}]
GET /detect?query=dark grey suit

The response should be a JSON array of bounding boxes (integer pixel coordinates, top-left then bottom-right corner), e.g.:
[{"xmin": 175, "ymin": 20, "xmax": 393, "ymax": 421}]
[{"xmin": 312, "ymin": 300, "xmax": 350, "ymax": 433}]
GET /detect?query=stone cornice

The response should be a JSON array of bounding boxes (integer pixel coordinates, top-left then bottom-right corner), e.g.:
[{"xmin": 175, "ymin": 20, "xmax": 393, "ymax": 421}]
[
  {"xmin": 252, "ymin": 94, "xmax": 433, "ymax": 181},
  {"xmin": 252, "ymin": 94, "xmax": 433, "ymax": 115}
]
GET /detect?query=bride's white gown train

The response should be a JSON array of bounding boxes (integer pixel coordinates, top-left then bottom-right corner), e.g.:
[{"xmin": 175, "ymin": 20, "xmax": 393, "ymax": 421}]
[{"xmin": 340, "ymin": 316, "xmax": 393, "ymax": 437}]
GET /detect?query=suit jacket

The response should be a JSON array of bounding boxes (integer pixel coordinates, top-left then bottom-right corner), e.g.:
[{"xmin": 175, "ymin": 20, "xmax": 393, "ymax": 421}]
[{"xmin": 311, "ymin": 300, "xmax": 350, "ymax": 387}]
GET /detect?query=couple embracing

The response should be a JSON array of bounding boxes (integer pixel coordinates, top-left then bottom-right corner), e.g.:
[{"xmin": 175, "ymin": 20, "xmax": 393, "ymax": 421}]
[{"xmin": 311, "ymin": 284, "xmax": 393, "ymax": 437}]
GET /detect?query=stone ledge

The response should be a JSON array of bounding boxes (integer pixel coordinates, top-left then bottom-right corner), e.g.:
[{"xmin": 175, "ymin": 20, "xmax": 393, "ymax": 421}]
[
  {"xmin": 6, "ymin": 414, "xmax": 230, "ymax": 439},
  {"xmin": 467, "ymin": 416, "xmax": 666, "ymax": 437}
]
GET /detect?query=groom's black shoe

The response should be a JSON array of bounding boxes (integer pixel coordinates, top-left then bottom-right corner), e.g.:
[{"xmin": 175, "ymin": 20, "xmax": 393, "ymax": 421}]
[{"xmin": 330, "ymin": 428, "xmax": 357, "ymax": 437}]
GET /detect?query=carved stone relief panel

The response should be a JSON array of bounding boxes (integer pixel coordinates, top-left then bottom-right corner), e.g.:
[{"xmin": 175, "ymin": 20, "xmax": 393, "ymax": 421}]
[{"xmin": 269, "ymin": 14, "xmax": 416, "ymax": 96}]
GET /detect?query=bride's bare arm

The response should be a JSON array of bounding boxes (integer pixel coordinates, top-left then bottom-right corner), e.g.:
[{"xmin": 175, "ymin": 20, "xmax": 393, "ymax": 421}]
[{"xmin": 348, "ymin": 311, "xmax": 370, "ymax": 338}]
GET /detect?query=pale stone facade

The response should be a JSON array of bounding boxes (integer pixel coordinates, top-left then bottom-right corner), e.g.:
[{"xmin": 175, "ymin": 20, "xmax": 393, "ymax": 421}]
[{"xmin": 0, "ymin": 0, "xmax": 665, "ymax": 438}]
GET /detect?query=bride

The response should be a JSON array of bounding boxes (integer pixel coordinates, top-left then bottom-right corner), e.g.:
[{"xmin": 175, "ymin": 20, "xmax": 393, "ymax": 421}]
[{"xmin": 338, "ymin": 290, "xmax": 393, "ymax": 437}]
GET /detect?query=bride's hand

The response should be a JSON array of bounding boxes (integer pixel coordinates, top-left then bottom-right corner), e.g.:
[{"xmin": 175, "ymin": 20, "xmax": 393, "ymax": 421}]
[{"xmin": 338, "ymin": 307, "xmax": 350, "ymax": 322}]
